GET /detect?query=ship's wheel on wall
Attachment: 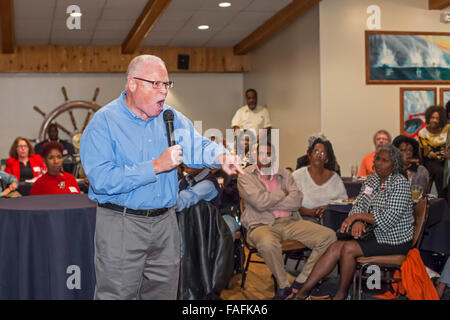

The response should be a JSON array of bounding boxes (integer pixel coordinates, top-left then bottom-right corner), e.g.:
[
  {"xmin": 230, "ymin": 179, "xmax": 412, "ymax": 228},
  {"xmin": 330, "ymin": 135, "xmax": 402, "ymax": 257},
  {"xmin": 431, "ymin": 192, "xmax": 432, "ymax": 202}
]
[
  {"xmin": 33, "ymin": 86, "xmax": 101, "ymax": 150},
  {"xmin": 33, "ymin": 87, "xmax": 101, "ymax": 178}
]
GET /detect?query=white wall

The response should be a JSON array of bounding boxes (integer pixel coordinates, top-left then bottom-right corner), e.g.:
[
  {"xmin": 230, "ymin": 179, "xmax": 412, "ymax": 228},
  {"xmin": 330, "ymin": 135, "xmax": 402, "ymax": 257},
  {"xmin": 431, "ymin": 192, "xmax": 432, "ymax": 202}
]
[
  {"xmin": 0, "ymin": 73, "xmax": 243, "ymax": 159},
  {"xmin": 320, "ymin": 0, "xmax": 448, "ymax": 176},
  {"xmin": 243, "ymin": 5, "xmax": 321, "ymax": 169}
]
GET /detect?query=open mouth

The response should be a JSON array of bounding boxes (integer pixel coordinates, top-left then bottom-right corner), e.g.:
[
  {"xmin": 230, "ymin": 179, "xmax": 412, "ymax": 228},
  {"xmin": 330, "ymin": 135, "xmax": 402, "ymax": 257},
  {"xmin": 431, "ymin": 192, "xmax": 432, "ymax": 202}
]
[{"xmin": 157, "ymin": 99, "xmax": 165, "ymax": 108}]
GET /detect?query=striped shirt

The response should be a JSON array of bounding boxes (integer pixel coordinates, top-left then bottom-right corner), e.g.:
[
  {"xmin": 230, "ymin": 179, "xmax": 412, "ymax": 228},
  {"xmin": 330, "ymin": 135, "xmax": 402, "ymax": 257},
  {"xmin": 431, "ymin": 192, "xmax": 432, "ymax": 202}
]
[{"xmin": 349, "ymin": 173, "xmax": 414, "ymax": 245}]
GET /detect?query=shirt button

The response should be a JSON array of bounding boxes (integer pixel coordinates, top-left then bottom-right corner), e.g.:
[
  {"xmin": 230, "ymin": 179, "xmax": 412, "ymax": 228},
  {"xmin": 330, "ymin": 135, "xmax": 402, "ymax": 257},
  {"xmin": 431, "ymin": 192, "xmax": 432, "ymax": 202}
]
[
  {"xmin": 157, "ymin": 194, "xmax": 160, "ymax": 197},
  {"xmin": 148, "ymin": 139, "xmax": 152, "ymax": 142}
]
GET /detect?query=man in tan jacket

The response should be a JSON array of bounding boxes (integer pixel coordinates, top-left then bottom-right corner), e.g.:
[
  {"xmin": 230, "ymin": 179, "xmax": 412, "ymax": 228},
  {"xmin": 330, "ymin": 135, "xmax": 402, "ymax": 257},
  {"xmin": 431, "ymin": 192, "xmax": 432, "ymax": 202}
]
[{"xmin": 238, "ymin": 141, "xmax": 336, "ymax": 299}]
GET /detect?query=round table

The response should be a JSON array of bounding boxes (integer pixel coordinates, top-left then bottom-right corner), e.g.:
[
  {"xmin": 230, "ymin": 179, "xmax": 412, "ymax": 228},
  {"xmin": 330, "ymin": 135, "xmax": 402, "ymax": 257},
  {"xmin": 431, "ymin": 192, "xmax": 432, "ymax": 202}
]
[{"xmin": 0, "ymin": 194, "xmax": 97, "ymax": 299}]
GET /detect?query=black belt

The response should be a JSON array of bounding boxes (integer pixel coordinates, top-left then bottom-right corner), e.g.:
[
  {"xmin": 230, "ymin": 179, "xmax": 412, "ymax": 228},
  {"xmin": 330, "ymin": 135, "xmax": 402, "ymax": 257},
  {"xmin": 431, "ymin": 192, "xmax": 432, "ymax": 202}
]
[{"xmin": 99, "ymin": 203, "xmax": 169, "ymax": 217}]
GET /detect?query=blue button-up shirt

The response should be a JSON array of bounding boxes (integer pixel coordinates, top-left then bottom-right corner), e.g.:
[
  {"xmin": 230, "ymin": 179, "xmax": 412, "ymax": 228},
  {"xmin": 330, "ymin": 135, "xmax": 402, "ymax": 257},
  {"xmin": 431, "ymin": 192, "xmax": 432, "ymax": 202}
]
[{"xmin": 80, "ymin": 91, "xmax": 227, "ymax": 210}]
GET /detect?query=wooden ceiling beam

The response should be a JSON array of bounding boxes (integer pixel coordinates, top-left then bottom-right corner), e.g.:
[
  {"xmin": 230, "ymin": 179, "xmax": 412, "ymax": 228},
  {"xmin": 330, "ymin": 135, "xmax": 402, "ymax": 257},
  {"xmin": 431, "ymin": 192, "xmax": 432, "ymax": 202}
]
[
  {"xmin": 0, "ymin": 0, "xmax": 15, "ymax": 54},
  {"xmin": 429, "ymin": 0, "xmax": 450, "ymax": 10},
  {"xmin": 233, "ymin": 0, "xmax": 321, "ymax": 55},
  {"xmin": 122, "ymin": 0, "xmax": 171, "ymax": 54}
]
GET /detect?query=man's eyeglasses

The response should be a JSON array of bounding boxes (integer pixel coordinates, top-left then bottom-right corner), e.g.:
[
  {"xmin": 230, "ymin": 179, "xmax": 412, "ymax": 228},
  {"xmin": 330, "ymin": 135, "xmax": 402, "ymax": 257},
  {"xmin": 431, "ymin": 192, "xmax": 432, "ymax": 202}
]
[{"xmin": 133, "ymin": 77, "xmax": 174, "ymax": 90}]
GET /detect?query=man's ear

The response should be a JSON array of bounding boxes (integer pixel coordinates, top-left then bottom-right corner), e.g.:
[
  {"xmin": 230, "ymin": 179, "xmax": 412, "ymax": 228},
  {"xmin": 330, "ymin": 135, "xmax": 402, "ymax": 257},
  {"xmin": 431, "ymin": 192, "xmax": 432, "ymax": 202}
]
[{"xmin": 128, "ymin": 78, "xmax": 137, "ymax": 91}]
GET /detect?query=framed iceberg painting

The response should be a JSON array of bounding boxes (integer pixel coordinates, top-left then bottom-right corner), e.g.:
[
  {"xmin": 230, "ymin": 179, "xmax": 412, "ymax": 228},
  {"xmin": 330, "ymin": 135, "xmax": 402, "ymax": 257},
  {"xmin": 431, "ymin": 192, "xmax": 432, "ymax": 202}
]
[
  {"xmin": 440, "ymin": 88, "xmax": 450, "ymax": 107},
  {"xmin": 366, "ymin": 31, "xmax": 450, "ymax": 84},
  {"xmin": 400, "ymin": 87, "xmax": 437, "ymax": 138}
]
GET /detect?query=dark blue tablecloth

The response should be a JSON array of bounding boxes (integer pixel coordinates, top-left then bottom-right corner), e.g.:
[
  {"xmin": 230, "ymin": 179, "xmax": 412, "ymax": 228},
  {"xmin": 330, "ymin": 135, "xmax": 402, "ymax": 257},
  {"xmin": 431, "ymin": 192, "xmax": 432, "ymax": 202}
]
[
  {"xmin": 0, "ymin": 194, "xmax": 97, "ymax": 299},
  {"xmin": 323, "ymin": 198, "xmax": 450, "ymax": 255},
  {"xmin": 342, "ymin": 177, "xmax": 363, "ymax": 199}
]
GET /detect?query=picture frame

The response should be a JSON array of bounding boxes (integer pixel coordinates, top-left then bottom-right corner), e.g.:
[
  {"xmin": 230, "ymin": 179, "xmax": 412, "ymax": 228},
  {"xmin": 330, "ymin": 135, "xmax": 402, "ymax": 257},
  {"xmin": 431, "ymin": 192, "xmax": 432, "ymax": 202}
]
[
  {"xmin": 440, "ymin": 88, "xmax": 450, "ymax": 107},
  {"xmin": 400, "ymin": 87, "xmax": 437, "ymax": 138},
  {"xmin": 366, "ymin": 31, "xmax": 450, "ymax": 84}
]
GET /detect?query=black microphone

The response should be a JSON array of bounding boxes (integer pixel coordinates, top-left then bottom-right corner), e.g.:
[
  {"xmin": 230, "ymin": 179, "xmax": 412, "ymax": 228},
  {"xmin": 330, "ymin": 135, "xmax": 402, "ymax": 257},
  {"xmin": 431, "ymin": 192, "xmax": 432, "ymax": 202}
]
[{"xmin": 163, "ymin": 109, "xmax": 175, "ymax": 147}]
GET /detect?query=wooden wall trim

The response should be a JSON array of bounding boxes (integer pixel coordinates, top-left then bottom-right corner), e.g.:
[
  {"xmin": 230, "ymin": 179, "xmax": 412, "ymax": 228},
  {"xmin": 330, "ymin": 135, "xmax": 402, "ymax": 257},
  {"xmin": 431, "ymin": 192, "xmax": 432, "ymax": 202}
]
[
  {"xmin": 0, "ymin": 0, "xmax": 14, "ymax": 54},
  {"xmin": 0, "ymin": 46, "xmax": 249, "ymax": 73}
]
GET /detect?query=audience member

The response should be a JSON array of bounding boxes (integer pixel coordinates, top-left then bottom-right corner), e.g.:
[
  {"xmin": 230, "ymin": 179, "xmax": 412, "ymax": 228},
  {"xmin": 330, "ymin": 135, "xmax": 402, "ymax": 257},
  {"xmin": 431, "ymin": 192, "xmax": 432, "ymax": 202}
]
[
  {"xmin": 35, "ymin": 123, "xmax": 76, "ymax": 157},
  {"xmin": 30, "ymin": 141, "xmax": 80, "ymax": 196},
  {"xmin": 0, "ymin": 170, "xmax": 18, "ymax": 198},
  {"xmin": 418, "ymin": 105, "xmax": 449, "ymax": 199},
  {"xmin": 296, "ymin": 133, "xmax": 341, "ymax": 175},
  {"xmin": 392, "ymin": 135, "xmax": 429, "ymax": 192},
  {"xmin": 237, "ymin": 141, "xmax": 336, "ymax": 299},
  {"xmin": 177, "ymin": 164, "xmax": 240, "ymax": 239},
  {"xmin": 292, "ymin": 144, "xmax": 414, "ymax": 300},
  {"xmin": 435, "ymin": 257, "xmax": 450, "ymax": 298},
  {"xmin": 231, "ymin": 89, "xmax": 271, "ymax": 135},
  {"xmin": 5, "ymin": 137, "xmax": 46, "ymax": 182},
  {"xmin": 358, "ymin": 129, "xmax": 391, "ymax": 177},
  {"xmin": 293, "ymin": 138, "xmax": 348, "ymax": 224},
  {"xmin": 442, "ymin": 101, "xmax": 450, "ymax": 203}
]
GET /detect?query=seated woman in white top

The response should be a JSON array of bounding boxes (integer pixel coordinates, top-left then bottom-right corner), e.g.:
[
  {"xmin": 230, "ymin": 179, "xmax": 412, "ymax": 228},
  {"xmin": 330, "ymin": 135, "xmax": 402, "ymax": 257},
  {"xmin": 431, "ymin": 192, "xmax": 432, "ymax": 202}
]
[{"xmin": 293, "ymin": 138, "xmax": 348, "ymax": 223}]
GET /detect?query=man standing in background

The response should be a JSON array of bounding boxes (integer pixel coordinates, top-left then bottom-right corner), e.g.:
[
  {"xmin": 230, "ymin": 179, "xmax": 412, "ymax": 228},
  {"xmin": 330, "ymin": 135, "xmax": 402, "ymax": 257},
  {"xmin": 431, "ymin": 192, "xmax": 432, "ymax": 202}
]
[
  {"xmin": 231, "ymin": 89, "xmax": 272, "ymax": 135},
  {"xmin": 358, "ymin": 129, "xmax": 391, "ymax": 177}
]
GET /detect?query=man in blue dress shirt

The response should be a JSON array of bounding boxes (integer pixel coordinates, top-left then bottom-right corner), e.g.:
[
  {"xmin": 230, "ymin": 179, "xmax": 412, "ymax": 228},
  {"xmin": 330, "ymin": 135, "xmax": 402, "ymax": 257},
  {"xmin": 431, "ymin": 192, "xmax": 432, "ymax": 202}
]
[{"xmin": 80, "ymin": 55, "xmax": 243, "ymax": 300}]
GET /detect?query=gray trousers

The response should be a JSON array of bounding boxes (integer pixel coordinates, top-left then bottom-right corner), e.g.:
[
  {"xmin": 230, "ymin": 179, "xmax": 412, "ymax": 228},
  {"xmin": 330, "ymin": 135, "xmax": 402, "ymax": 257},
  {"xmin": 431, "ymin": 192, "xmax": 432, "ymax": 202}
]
[{"xmin": 94, "ymin": 206, "xmax": 180, "ymax": 300}]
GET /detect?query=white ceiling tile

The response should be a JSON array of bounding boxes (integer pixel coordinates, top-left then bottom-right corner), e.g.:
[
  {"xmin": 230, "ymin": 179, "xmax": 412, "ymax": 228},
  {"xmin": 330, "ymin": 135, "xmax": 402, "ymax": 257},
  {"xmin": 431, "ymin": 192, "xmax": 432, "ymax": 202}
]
[
  {"xmin": 199, "ymin": 0, "xmax": 253, "ymax": 11},
  {"xmin": 141, "ymin": 39, "xmax": 171, "ymax": 46},
  {"xmin": 165, "ymin": 0, "xmax": 207, "ymax": 12},
  {"xmin": 12, "ymin": 0, "xmax": 300, "ymax": 47},
  {"xmin": 101, "ymin": 6, "xmax": 143, "ymax": 20},
  {"xmin": 53, "ymin": 0, "xmax": 105, "ymax": 21},
  {"xmin": 105, "ymin": 0, "xmax": 147, "ymax": 8},
  {"xmin": 91, "ymin": 30, "xmax": 128, "ymax": 45},
  {"xmin": 244, "ymin": 0, "xmax": 292, "ymax": 12},
  {"xmin": 15, "ymin": 19, "xmax": 52, "ymax": 34},
  {"xmin": 95, "ymin": 19, "xmax": 135, "ymax": 32},
  {"xmin": 14, "ymin": 0, "xmax": 56, "ymax": 8},
  {"xmin": 158, "ymin": 10, "xmax": 195, "ymax": 23},
  {"xmin": 227, "ymin": 11, "xmax": 272, "ymax": 28},
  {"xmin": 205, "ymin": 38, "xmax": 238, "ymax": 47},
  {"xmin": 51, "ymin": 18, "xmax": 97, "ymax": 31},
  {"xmin": 14, "ymin": 5, "xmax": 55, "ymax": 20}
]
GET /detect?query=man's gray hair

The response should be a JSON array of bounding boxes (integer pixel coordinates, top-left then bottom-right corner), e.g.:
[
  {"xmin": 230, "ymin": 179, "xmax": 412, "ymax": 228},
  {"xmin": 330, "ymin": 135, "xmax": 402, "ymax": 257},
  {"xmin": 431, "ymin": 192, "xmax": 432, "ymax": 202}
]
[
  {"xmin": 376, "ymin": 144, "xmax": 405, "ymax": 177},
  {"xmin": 125, "ymin": 55, "xmax": 167, "ymax": 89}
]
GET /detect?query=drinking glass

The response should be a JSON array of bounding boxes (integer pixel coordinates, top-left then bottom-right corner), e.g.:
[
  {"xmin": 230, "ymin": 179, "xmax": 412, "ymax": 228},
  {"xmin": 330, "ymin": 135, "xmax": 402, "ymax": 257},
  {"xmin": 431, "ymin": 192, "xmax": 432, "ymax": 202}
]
[{"xmin": 351, "ymin": 165, "xmax": 358, "ymax": 181}]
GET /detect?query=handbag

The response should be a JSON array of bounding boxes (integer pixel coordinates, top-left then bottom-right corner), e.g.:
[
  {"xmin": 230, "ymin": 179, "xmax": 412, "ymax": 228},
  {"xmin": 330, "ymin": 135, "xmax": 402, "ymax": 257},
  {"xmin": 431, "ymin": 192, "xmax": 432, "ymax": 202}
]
[{"xmin": 336, "ymin": 220, "xmax": 375, "ymax": 241}]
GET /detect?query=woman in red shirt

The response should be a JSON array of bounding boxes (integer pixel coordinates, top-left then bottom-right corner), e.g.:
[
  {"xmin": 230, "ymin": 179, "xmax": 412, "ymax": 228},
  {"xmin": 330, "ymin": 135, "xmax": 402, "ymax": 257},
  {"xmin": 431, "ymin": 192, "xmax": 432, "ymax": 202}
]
[
  {"xmin": 30, "ymin": 141, "xmax": 80, "ymax": 196},
  {"xmin": 5, "ymin": 137, "xmax": 46, "ymax": 182}
]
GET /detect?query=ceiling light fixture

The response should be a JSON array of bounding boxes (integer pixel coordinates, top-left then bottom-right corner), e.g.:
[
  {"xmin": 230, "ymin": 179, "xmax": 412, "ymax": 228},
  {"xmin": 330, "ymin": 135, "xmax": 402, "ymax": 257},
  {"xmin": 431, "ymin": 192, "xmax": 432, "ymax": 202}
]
[
  {"xmin": 218, "ymin": 2, "xmax": 231, "ymax": 7},
  {"xmin": 198, "ymin": 25, "xmax": 210, "ymax": 30}
]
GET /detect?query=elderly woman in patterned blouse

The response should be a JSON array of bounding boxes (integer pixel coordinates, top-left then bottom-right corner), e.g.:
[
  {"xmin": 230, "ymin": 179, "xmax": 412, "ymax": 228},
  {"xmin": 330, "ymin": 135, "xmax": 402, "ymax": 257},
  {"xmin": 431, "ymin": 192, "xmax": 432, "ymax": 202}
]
[{"xmin": 291, "ymin": 144, "xmax": 414, "ymax": 300}]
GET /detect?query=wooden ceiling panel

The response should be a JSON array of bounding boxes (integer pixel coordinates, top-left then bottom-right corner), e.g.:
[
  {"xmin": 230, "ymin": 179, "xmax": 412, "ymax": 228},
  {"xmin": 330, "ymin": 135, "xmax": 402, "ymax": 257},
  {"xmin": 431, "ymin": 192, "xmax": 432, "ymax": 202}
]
[
  {"xmin": 122, "ymin": 0, "xmax": 172, "ymax": 54},
  {"xmin": 233, "ymin": 0, "xmax": 321, "ymax": 55},
  {"xmin": 0, "ymin": 0, "xmax": 14, "ymax": 53},
  {"xmin": 429, "ymin": 0, "xmax": 450, "ymax": 10}
]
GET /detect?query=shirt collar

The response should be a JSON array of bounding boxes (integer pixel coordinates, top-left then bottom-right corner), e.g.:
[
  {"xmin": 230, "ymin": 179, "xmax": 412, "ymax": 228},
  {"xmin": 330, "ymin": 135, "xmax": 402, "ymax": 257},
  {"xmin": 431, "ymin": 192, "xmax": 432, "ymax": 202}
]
[{"xmin": 255, "ymin": 165, "xmax": 277, "ymax": 180}]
